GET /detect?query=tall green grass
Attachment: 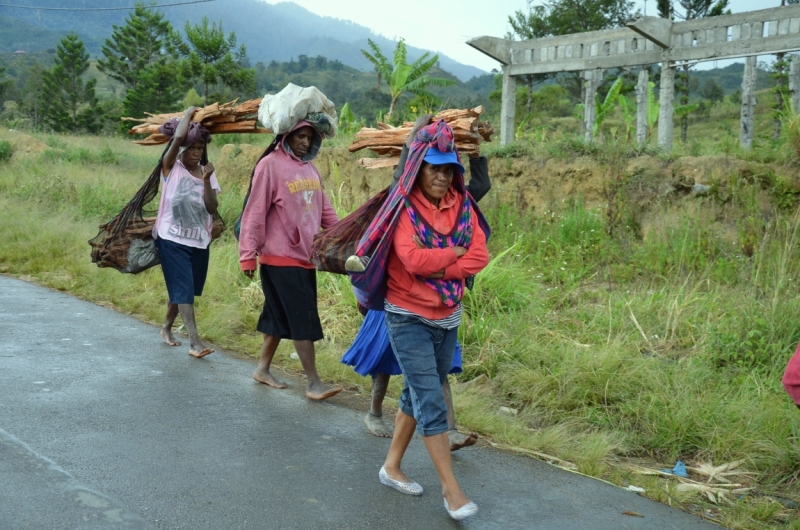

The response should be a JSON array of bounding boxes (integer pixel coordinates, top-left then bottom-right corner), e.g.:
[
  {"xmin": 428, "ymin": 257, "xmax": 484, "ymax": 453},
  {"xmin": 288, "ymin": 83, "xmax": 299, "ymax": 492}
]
[{"xmin": 1, "ymin": 130, "xmax": 800, "ymax": 529}]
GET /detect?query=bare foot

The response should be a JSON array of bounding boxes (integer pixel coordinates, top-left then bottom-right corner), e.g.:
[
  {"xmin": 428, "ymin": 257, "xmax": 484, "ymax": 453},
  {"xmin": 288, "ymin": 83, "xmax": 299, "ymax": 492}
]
[
  {"xmin": 305, "ymin": 380, "xmax": 342, "ymax": 401},
  {"xmin": 448, "ymin": 429, "xmax": 478, "ymax": 451},
  {"xmin": 365, "ymin": 413, "xmax": 394, "ymax": 437},
  {"xmin": 253, "ymin": 369, "xmax": 287, "ymax": 389},
  {"xmin": 160, "ymin": 328, "xmax": 181, "ymax": 346},
  {"xmin": 189, "ymin": 347, "xmax": 214, "ymax": 358}
]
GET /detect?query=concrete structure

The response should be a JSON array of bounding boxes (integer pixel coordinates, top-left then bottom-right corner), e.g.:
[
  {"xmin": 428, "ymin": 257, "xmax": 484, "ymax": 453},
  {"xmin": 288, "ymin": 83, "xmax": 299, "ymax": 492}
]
[{"xmin": 469, "ymin": 4, "xmax": 800, "ymax": 150}]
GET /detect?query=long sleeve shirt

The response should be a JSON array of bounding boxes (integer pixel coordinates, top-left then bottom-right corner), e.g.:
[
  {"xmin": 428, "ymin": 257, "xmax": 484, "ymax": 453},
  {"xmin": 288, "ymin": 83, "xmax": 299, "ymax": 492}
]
[
  {"xmin": 385, "ymin": 186, "xmax": 489, "ymax": 320},
  {"xmin": 238, "ymin": 144, "xmax": 338, "ymax": 270}
]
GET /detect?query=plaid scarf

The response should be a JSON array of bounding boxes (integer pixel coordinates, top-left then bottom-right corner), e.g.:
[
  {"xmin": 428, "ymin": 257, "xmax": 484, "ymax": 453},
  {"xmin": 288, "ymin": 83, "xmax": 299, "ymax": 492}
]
[
  {"xmin": 356, "ymin": 120, "xmax": 466, "ymax": 257},
  {"xmin": 405, "ymin": 194, "xmax": 473, "ymax": 307}
]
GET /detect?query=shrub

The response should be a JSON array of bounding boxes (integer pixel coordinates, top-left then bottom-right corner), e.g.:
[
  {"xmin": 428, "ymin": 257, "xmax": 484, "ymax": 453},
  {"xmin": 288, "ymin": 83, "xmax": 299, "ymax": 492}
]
[{"xmin": 0, "ymin": 140, "xmax": 11, "ymax": 162}]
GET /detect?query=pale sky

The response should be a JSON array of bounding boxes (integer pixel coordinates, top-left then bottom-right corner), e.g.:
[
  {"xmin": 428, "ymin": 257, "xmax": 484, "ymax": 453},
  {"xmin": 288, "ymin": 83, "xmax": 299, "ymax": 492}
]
[{"xmin": 262, "ymin": 0, "xmax": 780, "ymax": 73}]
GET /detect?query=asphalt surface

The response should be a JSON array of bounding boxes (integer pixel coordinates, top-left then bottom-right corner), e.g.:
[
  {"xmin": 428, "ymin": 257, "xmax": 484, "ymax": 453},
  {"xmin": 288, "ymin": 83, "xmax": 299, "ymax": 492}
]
[{"xmin": 0, "ymin": 275, "xmax": 724, "ymax": 529}]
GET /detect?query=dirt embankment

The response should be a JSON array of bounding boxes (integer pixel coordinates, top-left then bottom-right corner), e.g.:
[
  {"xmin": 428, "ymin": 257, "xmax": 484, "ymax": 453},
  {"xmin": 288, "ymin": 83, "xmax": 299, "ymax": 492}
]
[
  {"xmin": 217, "ymin": 143, "xmax": 800, "ymax": 246},
  {"xmin": 2, "ymin": 132, "xmax": 49, "ymax": 162}
]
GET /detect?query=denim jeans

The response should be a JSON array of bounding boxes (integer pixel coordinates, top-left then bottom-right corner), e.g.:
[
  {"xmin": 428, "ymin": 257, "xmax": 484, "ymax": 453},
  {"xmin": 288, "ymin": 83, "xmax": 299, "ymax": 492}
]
[{"xmin": 384, "ymin": 311, "xmax": 459, "ymax": 437}]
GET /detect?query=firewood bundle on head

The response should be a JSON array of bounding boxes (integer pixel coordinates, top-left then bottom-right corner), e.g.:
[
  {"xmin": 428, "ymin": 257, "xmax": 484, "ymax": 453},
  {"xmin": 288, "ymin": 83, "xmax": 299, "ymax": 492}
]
[
  {"xmin": 123, "ymin": 99, "xmax": 270, "ymax": 145},
  {"xmin": 349, "ymin": 106, "xmax": 494, "ymax": 169}
]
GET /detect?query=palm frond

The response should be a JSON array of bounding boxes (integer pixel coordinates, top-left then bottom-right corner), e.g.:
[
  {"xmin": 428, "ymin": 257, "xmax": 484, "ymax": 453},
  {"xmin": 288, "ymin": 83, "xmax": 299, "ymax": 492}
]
[
  {"xmin": 366, "ymin": 38, "xmax": 390, "ymax": 66},
  {"xmin": 407, "ymin": 54, "xmax": 441, "ymax": 83},
  {"xmin": 392, "ymin": 38, "xmax": 408, "ymax": 69}
]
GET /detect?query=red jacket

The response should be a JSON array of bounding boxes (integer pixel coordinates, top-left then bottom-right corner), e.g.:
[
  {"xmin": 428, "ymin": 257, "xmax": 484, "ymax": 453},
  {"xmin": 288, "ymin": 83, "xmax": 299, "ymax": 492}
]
[{"xmin": 385, "ymin": 186, "xmax": 489, "ymax": 320}]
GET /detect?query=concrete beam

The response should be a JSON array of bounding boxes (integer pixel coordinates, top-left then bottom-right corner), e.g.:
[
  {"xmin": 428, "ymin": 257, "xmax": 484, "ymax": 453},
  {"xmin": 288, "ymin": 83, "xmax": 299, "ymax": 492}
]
[
  {"xmin": 790, "ymin": 57, "xmax": 800, "ymax": 113},
  {"xmin": 676, "ymin": 4, "xmax": 800, "ymax": 31},
  {"xmin": 627, "ymin": 16, "xmax": 673, "ymax": 49},
  {"xmin": 658, "ymin": 64, "xmax": 675, "ymax": 152},
  {"xmin": 669, "ymin": 34, "xmax": 800, "ymax": 64},
  {"xmin": 584, "ymin": 70, "xmax": 603, "ymax": 142},
  {"xmin": 467, "ymin": 36, "xmax": 510, "ymax": 65},
  {"xmin": 740, "ymin": 56, "xmax": 757, "ymax": 150},
  {"xmin": 636, "ymin": 69, "xmax": 649, "ymax": 148},
  {"xmin": 500, "ymin": 66, "xmax": 516, "ymax": 146}
]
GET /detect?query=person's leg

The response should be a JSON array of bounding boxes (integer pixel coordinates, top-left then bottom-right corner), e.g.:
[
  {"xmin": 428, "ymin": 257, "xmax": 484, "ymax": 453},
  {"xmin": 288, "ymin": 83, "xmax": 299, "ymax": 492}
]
[
  {"xmin": 381, "ymin": 408, "xmax": 417, "ymax": 483},
  {"xmin": 422, "ymin": 431, "xmax": 469, "ymax": 511},
  {"xmin": 156, "ymin": 238, "xmax": 211, "ymax": 356},
  {"xmin": 294, "ymin": 339, "xmax": 341, "ymax": 400},
  {"xmin": 185, "ymin": 246, "xmax": 213, "ymax": 358},
  {"xmin": 160, "ymin": 302, "xmax": 181, "ymax": 346},
  {"xmin": 444, "ymin": 379, "xmax": 478, "ymax": 450},
  {"xmin": 253, "ymin": 333, "xmax": 286, "ymax": 388},
  {"xmin": 424, "ymin": 326, "xmax": 471, "ymax": 511},
  {"xmin": 179, "ymin": 303, "xmax": 213, "ymax": 358},
  {"xmin": 365, "ymin": 373, "xmax": 394, "ymax": 437}
]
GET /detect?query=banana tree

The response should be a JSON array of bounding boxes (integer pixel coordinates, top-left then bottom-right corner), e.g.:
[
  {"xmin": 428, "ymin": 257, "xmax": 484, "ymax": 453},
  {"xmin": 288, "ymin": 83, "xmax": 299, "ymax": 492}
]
[
  {"xmin": 594, "ymin": 77, "xmax": 623, "ymax": 136},
  {"xmin": 616, "ymin": 94, "xmax": 636, "ymax": 142},
  {"xmin": 371, "ymin": 38, "xmax": 455, "ymax": 121},
  {"xmin": 361, "ymin": 38, "xmax": 390, "ymax": 90}
]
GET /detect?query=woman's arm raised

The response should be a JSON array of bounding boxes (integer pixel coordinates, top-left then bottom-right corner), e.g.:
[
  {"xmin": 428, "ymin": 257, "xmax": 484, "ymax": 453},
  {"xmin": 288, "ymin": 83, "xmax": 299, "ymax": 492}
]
[{"xmin": 162, "ymin": 106, "xmax": 197, "ymax": 176}]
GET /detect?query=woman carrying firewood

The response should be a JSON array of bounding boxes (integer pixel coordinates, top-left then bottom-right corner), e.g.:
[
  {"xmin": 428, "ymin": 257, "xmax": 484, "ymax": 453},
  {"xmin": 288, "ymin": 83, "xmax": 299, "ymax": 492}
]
[
  {"xmin": 153, "ymin": 106, "xmax": 220, "ymax": 358},
  {"xmin": 342, "ymin": 115, "xmax": 492, "ymax": 451},
  {"xmin": 355, "ymin": 119, "xmax": 490, "ymax": 521}
]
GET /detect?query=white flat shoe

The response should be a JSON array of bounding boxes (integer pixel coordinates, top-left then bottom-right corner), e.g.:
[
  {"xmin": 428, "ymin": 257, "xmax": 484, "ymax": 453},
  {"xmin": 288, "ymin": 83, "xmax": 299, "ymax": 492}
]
[
  {"xmin": 379, "ymin": 466, "xmax": 423, "ymax": 496},
  {"xmin": 444, "ymin": 498, "xmax": 478, "ymax": 521}
]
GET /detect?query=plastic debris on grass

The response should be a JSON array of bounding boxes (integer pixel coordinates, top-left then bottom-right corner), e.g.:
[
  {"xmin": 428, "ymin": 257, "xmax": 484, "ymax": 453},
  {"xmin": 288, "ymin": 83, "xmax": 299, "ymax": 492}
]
[
  {"xmin": 661, "ymin": 460, "xmax": 688, "ymax": 478},
  {"xmin": 630, "ymin": 459, "xmax": 754, "ymax": 505}
]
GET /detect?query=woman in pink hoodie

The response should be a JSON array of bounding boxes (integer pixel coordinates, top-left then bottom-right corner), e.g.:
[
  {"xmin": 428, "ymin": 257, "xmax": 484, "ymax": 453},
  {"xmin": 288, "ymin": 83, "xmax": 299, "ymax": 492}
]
[{"xmin": 238, "ymin": 118, "xmax": 342, "ymax": 401}]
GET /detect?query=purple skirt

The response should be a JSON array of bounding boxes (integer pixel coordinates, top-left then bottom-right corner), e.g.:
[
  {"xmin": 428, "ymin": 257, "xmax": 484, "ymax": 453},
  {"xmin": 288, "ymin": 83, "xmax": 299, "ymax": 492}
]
[{"xmin": 341, "ymin": 309, "xmax": 463, "ymax": 377}]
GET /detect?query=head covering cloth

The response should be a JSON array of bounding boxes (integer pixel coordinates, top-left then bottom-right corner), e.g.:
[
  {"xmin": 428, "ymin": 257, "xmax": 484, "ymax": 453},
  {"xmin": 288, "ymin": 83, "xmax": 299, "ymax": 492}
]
[{"xmin": 158, "ymin": 118, "xmax": 212, "ymax": 165}]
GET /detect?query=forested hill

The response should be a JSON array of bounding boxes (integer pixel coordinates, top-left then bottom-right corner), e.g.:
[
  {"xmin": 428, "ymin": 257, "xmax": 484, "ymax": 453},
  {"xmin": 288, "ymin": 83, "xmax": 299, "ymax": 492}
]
[{"xmin": 0, "ymin": 0, "xmax": 488, "ymax": 82}]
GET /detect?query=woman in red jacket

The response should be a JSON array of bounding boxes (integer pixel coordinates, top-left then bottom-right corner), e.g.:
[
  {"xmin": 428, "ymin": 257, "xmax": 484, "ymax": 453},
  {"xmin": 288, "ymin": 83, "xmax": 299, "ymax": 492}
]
[{"xmin": 377, "ymin": 120, "xmax": 489, "ymax": 521}]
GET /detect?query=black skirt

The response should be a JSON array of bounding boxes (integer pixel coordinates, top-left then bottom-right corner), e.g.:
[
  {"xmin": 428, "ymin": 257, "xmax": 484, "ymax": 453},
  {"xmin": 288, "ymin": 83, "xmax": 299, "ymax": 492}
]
[{"xmin": 257, "ymin": 264, "xmax": 324, "ymax": 341}]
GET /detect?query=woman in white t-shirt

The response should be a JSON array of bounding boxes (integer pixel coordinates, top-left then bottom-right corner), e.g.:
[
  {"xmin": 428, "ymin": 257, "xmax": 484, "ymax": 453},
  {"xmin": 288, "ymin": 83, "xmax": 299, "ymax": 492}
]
[{"xmin": 153, "ymin": 106, "xmax": 221, "ymax": 358}]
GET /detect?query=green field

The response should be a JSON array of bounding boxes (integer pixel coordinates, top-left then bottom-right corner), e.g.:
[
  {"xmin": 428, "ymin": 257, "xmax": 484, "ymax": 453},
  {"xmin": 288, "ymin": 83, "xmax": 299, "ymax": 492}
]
[{"xmin": 2, "ymin": 99, "xmax": 800, "ymax": 529}]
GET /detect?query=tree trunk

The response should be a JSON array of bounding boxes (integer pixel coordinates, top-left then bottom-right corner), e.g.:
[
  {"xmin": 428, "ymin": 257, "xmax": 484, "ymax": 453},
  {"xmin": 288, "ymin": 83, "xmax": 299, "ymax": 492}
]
[{"xmin": 386, "ymin": 97, "xmax": 397, "ymax": 122}]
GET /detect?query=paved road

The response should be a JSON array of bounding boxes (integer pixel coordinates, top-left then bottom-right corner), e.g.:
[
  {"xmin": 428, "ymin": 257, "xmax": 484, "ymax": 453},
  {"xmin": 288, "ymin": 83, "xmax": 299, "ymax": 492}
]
[{"xmin": 0, "ymin": 275, "xmax": 722, "ymax": 529}]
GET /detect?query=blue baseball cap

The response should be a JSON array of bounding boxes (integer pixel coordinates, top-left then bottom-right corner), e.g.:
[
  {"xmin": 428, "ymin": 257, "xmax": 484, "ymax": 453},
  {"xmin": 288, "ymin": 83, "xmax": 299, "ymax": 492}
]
[{"xmin": 423, "ymin": 147, "xmax": 465, "ymax": 174}]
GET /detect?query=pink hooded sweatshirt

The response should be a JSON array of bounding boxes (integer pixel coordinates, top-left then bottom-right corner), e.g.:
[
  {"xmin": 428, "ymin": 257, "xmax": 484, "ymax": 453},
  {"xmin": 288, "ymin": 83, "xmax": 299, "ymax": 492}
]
[{"xmin": 238, "ymin": 121, "xmax": 339, "ymax": 270}]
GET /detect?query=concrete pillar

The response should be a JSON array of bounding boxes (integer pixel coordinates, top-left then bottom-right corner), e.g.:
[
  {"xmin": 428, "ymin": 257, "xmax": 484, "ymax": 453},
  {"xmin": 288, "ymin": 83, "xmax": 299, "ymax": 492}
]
[
  {"xmin": 500, "ymin": 66, "xmax": 516, "ymax": 146},
  {"xmin": 636, "ymin": 68, "xmax": 649, "ymax": 148},
  {"xmin": 790, "ymin": 55, "xmax": 800, "ymax": 114},
  {"xmin": 658, "ymin": 62, "xmax": 674, "ymax": 151},
  {"xmin": 740, "ymin": 55, "xmax": 757, "ymax": 150},
  {"xmin": 584, "ymin": 69, "xmax": 603, "ymax": 142}
]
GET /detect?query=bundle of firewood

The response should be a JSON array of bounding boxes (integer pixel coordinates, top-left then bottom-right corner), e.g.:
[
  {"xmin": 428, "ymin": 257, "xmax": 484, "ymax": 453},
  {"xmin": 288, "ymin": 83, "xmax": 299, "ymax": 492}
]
[
  {"xmin": 123, "ymin": 99, "xmax": 270, "ymax": 145},
  {"xmin": 349, "ymin": 106, "xmax": 494, "ymax": 169}
]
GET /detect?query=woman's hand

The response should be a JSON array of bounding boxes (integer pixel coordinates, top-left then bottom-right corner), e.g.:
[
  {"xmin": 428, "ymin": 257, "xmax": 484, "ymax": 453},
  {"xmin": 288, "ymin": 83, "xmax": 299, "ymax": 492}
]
[
  {"xmin": 184, "ymin": 106, "xmax": 198, "ymax": 118},
  {"xmin": 453, "ymin": 246, "xmax": 467, "ymax": 258},
  {"xmin": 412, "ymin": 235, "xmax": 425, "ymax": 249},
  {"xmin": 202, "ymin": 162, "xmax": 215, "ymax": 180},
  {"xmin": 243, "ymin": 269, "xmax": 255, "ymax": 279}
]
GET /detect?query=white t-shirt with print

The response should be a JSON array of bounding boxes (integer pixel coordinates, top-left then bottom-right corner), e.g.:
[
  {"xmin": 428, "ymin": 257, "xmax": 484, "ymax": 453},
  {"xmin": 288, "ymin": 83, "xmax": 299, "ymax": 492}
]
[{"xmin": 153, "ymin": 159, "xmax": 221, "ymax": 249}]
